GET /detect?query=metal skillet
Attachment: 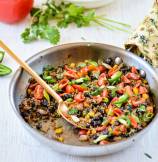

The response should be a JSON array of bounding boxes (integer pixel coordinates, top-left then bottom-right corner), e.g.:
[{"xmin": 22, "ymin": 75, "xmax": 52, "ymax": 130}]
[{"xmin": 9, "ymin": 42, "xmax": 158, "ymax": 156}]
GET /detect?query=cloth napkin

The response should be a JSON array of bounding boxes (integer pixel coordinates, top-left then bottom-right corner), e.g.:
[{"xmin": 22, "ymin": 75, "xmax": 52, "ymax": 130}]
[{"xmin": 125, "ymin": 0, "xmax": 158, "ymax": 67}]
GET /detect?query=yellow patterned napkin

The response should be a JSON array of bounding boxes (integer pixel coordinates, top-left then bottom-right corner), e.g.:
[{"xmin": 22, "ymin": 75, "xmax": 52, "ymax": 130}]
[{"xmin": 125, "ymin": 1, "xmax": 158, "ymax": 67}]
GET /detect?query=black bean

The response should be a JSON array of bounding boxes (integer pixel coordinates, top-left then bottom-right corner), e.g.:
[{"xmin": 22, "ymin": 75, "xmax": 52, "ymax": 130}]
[
  {"xmin": 84, "ymin": 92, "xmax": 91, "ymax": 98},
  {"xmin": 42, "ymin": 100, "xmax": 48, "ymax": 106},
  {"xmin": 86, "ymin": 123, "xmax": 90, "ymax": 128},
  {"xmin": 61, "ymin": 94, "xmax": 73, "ymax": 100},
  {"xmin": 92, "ymin": 134, "xmax": 98, "ymax": 140},
  {"xmin": 104, "ymin": 58, "xmax": 113, "ymax": 65}
]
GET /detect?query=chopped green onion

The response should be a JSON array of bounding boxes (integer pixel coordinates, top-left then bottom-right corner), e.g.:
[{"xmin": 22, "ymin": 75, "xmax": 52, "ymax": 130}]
[
  {"xmin": 0, "ymin": 51, "xmax": 5, "ymax": 63},
  {"xmin": 114, "ymin": 93, "xmax": 129, "ymax": 108},
  {"xmin": 109, "ymin": 71, "xmax": 122, "ymax": 84},
  {"xmin": 68, "ymin": 108, "xmax": 78, "ymax": 115},
  {"xmin": 93, "ymin": 134, "xmax": 108, "ymax": 144},
  {"xmin": 87, "ymin": 60, "xmax": 98, "ymax": 66},
  {"xmin": 43, "ymin": 90, "xmax": 50, "ymax": 104}
]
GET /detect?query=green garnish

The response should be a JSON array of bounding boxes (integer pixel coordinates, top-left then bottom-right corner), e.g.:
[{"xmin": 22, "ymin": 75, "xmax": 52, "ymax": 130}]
[
  {"xmin": 91, "ymin": 87, "xmax": 104, "ymax": 96},
  {"xmin": 43, "ymin": 75, "xmax": 56, "ymax": 83},
  {"xmin": 87, "ymin": 60, "xmax": 98, "ymax": 66},
  {"xmin": 114, "ymin": 93, "xmax": 129, "ymax": 108},
  {"xmin": 0, "ymin": 51, "xmax": 5, "ymax": 63},
  {"xmin": 118, "ymin": 116, "xmax": 131, "ymax": 126},
  {"xmin": 107, "ymin": 86, "xmax": 118, "ymax": 97},
  {"xmin": 43, "ymin": 90, "xmax": 50, "ymax": 104},
  {"xmin": 0, "ymin": 64, "xmax": 12, "ymax": 76},
  {"xmin": 66, "ymin": 98, "xmax": 73, "ymax": 102},
  {"xmin": 74, "ymin": 77, "xmax": 89, "ymax": 84},
  {"xmin": 21, "ymin": 1, "xmax": 131, "ymax": 44},
  {"xmin": 103, "ymin": 97, "xmax": 109, "ymax": 103},
  {"xmin": 68, "ymin": 108, "xmax": 78, "ymax": 115},
  {"xmin": 93, "ymin": 134, "xmax": 108, "ymax": 144},
  {"xmin": 109, "ymin": 71, "xmax": 122, "ymax": 84}
]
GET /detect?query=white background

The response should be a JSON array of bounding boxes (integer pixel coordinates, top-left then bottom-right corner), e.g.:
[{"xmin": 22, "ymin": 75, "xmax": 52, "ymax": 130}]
[{"xmin": 0, "ymin": 0, "xmax": 157, "ymax": 162}]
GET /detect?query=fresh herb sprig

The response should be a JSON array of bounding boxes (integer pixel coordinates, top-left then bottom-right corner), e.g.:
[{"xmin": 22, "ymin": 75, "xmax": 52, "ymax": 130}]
[
  {"xmin": 21, "ymin": 0, "xmax": 131, "ymax": 44},
  {"xmin": 0, "ymin": 51, "xmax": 12, "ymax": 76}
]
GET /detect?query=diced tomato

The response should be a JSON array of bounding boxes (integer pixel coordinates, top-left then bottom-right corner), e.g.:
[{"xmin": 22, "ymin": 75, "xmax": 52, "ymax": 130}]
[
  {"xmin": 131, "ymin": 66, "xmax": 138, "ymax": 73},
  {"xmin": 65, "ymin": 85, "xmax": 75, "ymax": 93},
  {"xmin": 64, "ymin": 65, "xmax": 76, "ymax": 73},
  {"xmin": 93, "ymin": 95, "xmax": 103, "ymax": 104},
  {"xmin": 125, "ymin": 85, "xmax": 133, "ymax": 97},
  {"xmin": 97, "ymin": 65, "xmax": 106, "ymax": 73},
  {"xmin": 80, "ymin": 66, "xmax": 89, "ymax": 76},
  {"xmin": 29, "ymin": 83, "xmax": 38, "ymax": 90},
  {"xmin": 98, "ymin": 73, "xmax": 106, "ymax": 86},
  {"xmin": 126, "ymin": 73, "xmax": 140, "ymax": 80},
  {"xmin": 102, "ymin": 89, "xmax": 108, "ymax": 97},
  {"xmin": 0, "ymin": 0, "xmax": 33, "ymax": 24},
  {"xmin": 119, "ymin": 125, "xmax": 127, "ymax": 133},
  {"xmin": 74, "ymin": 92, "xmax": 85, "ymax": 102},
  {"xmin": 79, "ymin": 129, "xmax": 87, "ymax": 135},
  {"xmin": 139, "ymin": 86, "xmax": 148, "ymax": 94},
  {"xmin": 113, "ymin": 108, "xmax": 123, "ymax": 116},
  {"xmin": 117, "ymin": 82, "xmax": 124, "ymax": 94},
  {"xmin": 129, "ymin": 116, "xmax": 138, "ymax": 128},
  {"xmin": 146, "ymin": 106, "xmax": 154, "ymax": 113},
  {"xmin": 112, "ymin": 126, "xmax": 121, "ymax": 136},
  {"xmin": 59, "ymin": 79, "xmax": 69, "ymax": 89},
  {"xmin": 108, "ymin": 65, "xmax": 119, "ymax": 77},
  {"xmin": 72, "ymin": 85, "xmax": 86, "ymax": 92},
  {"xmin": 135, "ymin": 80, "xmax": 142, "ymax": 87},
  {"xmin": 64, "ymin": 71, "xmax": 78, "ymax": 79},
  {"xmin": 99, "ymin": 140, "xmax": 109, "ymax": 145},
  {"xmin": 132, "ymin": 98, "xmax": 145, "ymax": 107},
  {"xmin": 121, "ymin": 75, "xmax": 131, "ymax": 84},
  {"xmin": 111, "ymin": 97, "xmax": 118, "ymax": 103},
  {"xmin": 87, "ymin": 65, "xmax": 97, "ymax": 71},
  {"xmin": 96, "ymin": 126, "xmax": 107, "ymax": 132},
  {"xmin": 34, "ymin": 85, "xmax": 44, "ymax": 100}
]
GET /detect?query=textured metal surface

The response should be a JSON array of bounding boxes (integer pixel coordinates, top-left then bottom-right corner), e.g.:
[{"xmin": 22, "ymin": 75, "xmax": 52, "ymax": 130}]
[{"xmin": 9, "ymin": 42, "xmax": 158, "ymax": 156}]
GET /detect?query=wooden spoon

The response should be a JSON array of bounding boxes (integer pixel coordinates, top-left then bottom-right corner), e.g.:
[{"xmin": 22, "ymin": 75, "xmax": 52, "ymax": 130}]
[{"xmin": 0, "ymin": 40, "xmax": 87, "ymax": 129}]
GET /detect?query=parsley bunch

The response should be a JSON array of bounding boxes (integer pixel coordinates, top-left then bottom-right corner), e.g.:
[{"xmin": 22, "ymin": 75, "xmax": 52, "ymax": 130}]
[{"xmin": 21, "ymin": 0, "xmax": 131, "ymax": 44}]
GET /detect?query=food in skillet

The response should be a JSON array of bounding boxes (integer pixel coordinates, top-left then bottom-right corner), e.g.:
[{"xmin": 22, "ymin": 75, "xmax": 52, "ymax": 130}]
[{"xmin": 19, "ymin": 57, "xmax": 155, "ymax": 145}]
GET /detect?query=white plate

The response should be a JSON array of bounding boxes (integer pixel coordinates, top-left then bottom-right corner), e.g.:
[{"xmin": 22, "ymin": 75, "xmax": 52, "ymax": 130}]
[{"xmin": 64, "ymin": 0, "xmax": 114, "ymax": 8}]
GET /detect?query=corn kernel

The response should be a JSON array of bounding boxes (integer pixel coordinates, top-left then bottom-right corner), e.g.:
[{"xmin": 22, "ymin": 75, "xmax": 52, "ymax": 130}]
[
  {"xmin": 91, "ymin": 129, "xmax": 96, "ymax": 135},
  {"xmin": 143, "ymin": 79, "xmax": 147, "ymax": 83},
  {"xmin": 133, "ymin": 87, "xmax": 138, "ymax": 95},
  {"xmin": 55, "ymin": 127, "xmax": 63, "ymax": 134},
  {"xmin": 88, "ymin": 111, "xmax": 95, "ymax": 117},
  {"xmin": 56, "ymin": 137, "xmax": 64, "ymax": 142},
  {"xmin": 70, "ymin": 63, "xmax": 75, "ymax": 68},
  {"xmin": 142, "ymin": 93, "xmax": 149, "ymax": 100}
]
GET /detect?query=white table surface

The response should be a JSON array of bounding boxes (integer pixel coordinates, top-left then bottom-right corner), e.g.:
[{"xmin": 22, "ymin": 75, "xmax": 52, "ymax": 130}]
[{"xmin": 0, "ymin": 0, "xmax": 157, "ymax": 162}]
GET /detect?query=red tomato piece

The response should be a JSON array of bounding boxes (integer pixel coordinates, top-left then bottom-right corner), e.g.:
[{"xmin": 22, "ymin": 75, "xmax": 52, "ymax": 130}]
[
  {"xmin": 131, "ymin": 66, "xmax": 138, "ymax": 73},
  {"xmin": 126, "ymin": 73, "xmax": 140, "ymax": 80},
  {"xmin": 72, "ymin": 85, "xmax": 86, "ymax": 92},
  {"xmin": 113, "ymin": 108, "xmax": 123, "ymax": 116},
  {"xmin": 79, "ymin": 130, "xmax": 87, "ymax": 135},
  {"xmin": 117, "ymin": 82, "xmax": 124, "ymax": 94},
  {"xmin": 98, "ymin": 73, "xmax": 106, "ymax": 86},
  {"xmin": 99, "ymin": 140, "xmax": 109, "ymax": 145},
  {"xmin": 59, "ymin": 79, "xmax": 69, "ymax": 89},
  {"xmin": 74, "ymin": 92, "xmax": 85, "ymax": 102},
  {"xmin": 0, "ymin": 0, "xmax": 33, "ymax": 24},
  {"xmin": 96, "ymin": 126, "xmax": 107, "ymax": 132},
  {"xmin": 135, "ymin": 80, "xmax": 142, "ymax": 87},
  {"xmin": 129, "ymin": 116, "xmax": 138, "ymax": 128},
  {"xmin": 64, "ymin": 71, "xmax": 78, "ymax": 79},
  {"xmin": 132, "ymin": 98, "xmax": 145, "ymax": 107},
  {"xmin": 97, "ymin": 65, "xmax": 106, "ymax": 73},
  {"xmin": 139, "ymin": 86, "xmax": 148, "ymax": 94},
  {"xmin": 65, "ymin": 85, "xmax": 75, "ymax": 93},
  {"xmin": 102, "ymin": 89, "xmax": 108, "ymax": 97},
  {"xmin": 80, "ymin": 66, "xmax": 89, "ymax": 76},
  {"xmin": 121, "ymin": 75, "xmax": 131, "ymax": 84},
  {"xmin": 34, "ymin": 85, "xmax": 44, "ymax": 100},
  {"xmin": 64, "ymin": 65, "xmax": 76, "ymax": 73},
  {"xmin": 125, "ymin": 85, "xmax": 133, "ymax": 97}
]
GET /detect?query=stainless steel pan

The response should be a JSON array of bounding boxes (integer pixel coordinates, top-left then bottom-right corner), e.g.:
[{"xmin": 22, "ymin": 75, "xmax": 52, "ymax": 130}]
[{"xmin": 9, "ymin": 42, "xmax": 158, "ymax": 156}]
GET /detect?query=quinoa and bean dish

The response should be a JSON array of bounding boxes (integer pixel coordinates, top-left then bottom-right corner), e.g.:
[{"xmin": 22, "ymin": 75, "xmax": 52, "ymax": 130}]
[{"xmin": 19, "ymin": 57, "xmax": 155, "ymax": 145}]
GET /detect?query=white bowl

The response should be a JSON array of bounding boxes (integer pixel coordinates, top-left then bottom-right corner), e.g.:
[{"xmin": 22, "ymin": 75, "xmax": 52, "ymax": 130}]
[{"xmin": 64, "ymin": 0, "xmax": 114, "ymax": 8}]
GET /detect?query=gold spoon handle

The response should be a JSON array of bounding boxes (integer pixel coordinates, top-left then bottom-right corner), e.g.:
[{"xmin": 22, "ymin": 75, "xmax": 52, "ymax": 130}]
[{"xmin": 0, "ymin": 40, "xmax": 63, "ymax": 104}]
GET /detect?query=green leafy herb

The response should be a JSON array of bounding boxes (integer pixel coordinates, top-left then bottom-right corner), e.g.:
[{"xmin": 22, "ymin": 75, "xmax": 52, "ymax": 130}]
[
  {"xmin": 0, "ymin": 64, "xmax": 12, "ymax": 76},
  {"xmin": 68, "ymin": 108, "xmax": 78, "ymax": 115},
  {"xmin": 0, "ymin": 51, "xmax": 5, "ymax": 63},
  {"xmin": 87, "ymin": 60, "xmax": 98, "ymax": 66},
  {"xmin": 21, "ymin": 25, "xmax": 60, "ymax": 44},
  {"xmin": 74, "ymin": 77, "xmax": 89, "ymax": 84},
  {"xmin": 107, "ymin": 86, "xmax": 118, "ymax": 97},
  {"xmin": 21, "ymin": 1, "xmax": 131, "ymax": 44}
]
